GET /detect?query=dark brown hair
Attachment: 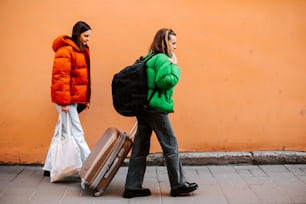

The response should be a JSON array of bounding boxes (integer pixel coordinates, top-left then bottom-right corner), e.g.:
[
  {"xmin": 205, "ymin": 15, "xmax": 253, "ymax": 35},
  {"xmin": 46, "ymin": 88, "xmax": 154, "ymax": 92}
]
[
  {"xmin": 71, "ymin": 21, "xmax": 91, "ymax": 48},
  {"xmin": 148, "ymin": 28, "xmax": 176, "ymax": 55}
]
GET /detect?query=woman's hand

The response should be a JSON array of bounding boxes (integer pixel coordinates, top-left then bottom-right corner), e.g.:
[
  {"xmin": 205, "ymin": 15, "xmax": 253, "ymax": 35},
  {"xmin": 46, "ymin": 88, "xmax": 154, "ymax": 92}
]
[
  {"xmin": 61, "ymin": 105, "xmax": 69, "ymax": 112},
  {"xmin": 169, "ymin": 53, "xmax": 177, "ymax": 64}
]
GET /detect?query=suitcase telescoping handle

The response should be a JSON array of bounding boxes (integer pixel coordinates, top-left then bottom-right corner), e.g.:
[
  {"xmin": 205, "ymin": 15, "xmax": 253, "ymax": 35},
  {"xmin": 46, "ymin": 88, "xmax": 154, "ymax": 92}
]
[{"xmin": 128, "ymin": 121, "xmax": 138, "ymax": 140}]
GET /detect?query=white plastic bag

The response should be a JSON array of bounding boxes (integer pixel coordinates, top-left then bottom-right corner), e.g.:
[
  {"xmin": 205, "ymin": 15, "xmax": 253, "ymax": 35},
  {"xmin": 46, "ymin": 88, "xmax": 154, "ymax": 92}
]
[{"xmin": 50, "ymin": 112, "xmax": 82, "ymax": 182}]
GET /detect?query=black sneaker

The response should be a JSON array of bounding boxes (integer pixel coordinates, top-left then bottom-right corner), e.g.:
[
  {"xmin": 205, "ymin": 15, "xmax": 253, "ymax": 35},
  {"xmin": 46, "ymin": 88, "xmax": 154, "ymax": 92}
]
[
  {"xmin": 123, "ymin": 188, "xmax": 151, "ymax": 198},
  {"xmin": 170, "ymin": 182, "xmax": 198, "ymax": 197},
  {"xmin": 43, "ymin": 171, "xmax": 50, "ymax": 177}
]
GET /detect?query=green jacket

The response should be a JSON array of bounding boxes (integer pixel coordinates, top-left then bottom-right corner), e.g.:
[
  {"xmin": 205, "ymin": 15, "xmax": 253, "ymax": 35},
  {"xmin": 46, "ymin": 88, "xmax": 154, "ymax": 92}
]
[{"xmin": 146, "ymin": 53, "xmax": 181, "ymax": 113}]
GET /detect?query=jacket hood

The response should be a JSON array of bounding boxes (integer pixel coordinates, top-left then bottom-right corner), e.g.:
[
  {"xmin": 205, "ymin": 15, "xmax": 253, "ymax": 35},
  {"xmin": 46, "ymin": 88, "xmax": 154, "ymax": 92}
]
[{"xmin": 52, "ymin": 35, "xmax": 80, "ymax": 52}]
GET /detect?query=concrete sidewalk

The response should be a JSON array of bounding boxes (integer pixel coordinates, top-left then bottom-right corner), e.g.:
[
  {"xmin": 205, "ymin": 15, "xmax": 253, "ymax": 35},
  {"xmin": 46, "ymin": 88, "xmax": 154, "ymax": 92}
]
[{"xmin": 0, "ymin": 164, "xmax": 306, "ymax": 204}]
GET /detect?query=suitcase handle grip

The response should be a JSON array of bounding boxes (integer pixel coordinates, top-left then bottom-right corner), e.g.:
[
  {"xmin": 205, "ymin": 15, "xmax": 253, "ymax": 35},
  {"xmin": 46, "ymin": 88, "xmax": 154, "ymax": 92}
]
[{"xmin": 128, "ymin": 121, "xmax": 137, "ymax": 140}]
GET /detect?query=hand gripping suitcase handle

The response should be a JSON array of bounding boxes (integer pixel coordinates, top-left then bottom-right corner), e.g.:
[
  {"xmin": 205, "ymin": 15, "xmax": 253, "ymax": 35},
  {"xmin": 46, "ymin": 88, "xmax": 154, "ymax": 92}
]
[{"xmin": 128, "ymin": 121, "xmax": 138, "ymax": 140}]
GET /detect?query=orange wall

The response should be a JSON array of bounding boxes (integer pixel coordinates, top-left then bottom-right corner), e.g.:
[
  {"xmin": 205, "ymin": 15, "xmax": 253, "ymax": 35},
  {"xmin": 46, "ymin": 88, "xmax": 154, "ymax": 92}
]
[{"xmin": 0, "ymin": 0, "xmax": 305, "ymax": 164}]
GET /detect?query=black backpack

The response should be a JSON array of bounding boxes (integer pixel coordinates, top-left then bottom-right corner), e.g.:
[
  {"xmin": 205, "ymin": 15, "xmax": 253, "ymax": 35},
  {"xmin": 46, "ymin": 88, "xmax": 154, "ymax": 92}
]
[{"xmin": 111, "ymin": 54, "xmax": 155, "ymax": 116}]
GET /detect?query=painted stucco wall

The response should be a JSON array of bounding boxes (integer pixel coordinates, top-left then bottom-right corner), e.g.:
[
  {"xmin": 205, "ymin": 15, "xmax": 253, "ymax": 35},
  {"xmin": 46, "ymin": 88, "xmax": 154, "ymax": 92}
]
[{"xmin": 0, "ymin": 0, "xmax": 305, "ymax": 164}]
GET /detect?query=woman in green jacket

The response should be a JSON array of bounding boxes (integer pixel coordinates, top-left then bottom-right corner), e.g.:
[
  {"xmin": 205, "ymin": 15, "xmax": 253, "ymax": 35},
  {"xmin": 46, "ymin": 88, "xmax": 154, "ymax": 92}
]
[{"xmin": 123, "ymin": 28, "xmax": 198, "ymax": 198}]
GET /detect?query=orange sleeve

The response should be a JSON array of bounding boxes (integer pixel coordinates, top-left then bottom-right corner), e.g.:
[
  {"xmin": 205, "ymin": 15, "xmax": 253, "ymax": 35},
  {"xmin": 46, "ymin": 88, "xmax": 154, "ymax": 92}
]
[{"xmin": 51, "ymin": 47, "xmax": 72, "ymax": 105}]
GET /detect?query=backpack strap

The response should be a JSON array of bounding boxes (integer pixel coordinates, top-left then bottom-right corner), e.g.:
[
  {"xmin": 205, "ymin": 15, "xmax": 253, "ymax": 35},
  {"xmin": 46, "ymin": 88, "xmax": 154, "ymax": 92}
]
[
  {"xmin": 143, "ymin": 53, "xmax": 157, "ymax": 107},
  {"xmin": 144, "ymin": 53, "xmax": 155, "ymax": 62},
  {"xmin": 135, "ymin": 52, "xmax": 155, "ymax": 64}
]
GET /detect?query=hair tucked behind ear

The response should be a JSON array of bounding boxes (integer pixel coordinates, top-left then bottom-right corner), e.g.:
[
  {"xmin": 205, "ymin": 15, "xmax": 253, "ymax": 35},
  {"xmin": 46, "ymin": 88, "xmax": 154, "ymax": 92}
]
[
  {"xmin": 149, "ymin": 28, "xmax": 176, "ymax": 55},
  {"xmin": 71, "ymin": 21, "xmax": 91, "ymax": 48}
]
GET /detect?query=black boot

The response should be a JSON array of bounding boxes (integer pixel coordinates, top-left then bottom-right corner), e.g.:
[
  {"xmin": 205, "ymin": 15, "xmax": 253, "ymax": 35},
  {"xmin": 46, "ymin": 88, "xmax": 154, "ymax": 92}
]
[
  {"xmin": 43, "ymin": 170, "xmax": 50, "ymax": 177},
  {"xmin": 123, "ymin": 188, "xmax": 151, "ymax": 198},
  {"xmin": 170, "ymin": 182, "xmax": 198, "ymax": 197}
]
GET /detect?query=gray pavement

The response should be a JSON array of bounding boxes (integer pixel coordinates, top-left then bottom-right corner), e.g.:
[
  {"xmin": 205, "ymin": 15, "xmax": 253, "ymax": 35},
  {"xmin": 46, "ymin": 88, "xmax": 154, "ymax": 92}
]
[{"xmin": 0, "ymin": 164, "xmax": 306, "ymax": 204}]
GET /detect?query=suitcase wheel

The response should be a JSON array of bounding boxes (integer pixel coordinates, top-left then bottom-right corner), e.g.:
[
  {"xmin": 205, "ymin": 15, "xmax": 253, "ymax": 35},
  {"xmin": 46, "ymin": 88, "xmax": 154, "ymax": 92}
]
[
  {"xmin": 81, "ymin": 179, "xmax": 87, "ymax": 190},
  {"xmin": 94, "ymin": 191, "xmax": 103, "ymax": 197}
]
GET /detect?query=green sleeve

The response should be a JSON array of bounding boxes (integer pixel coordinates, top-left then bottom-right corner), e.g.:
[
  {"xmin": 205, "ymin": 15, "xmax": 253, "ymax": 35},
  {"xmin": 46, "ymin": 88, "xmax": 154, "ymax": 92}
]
[{"xmin": 154, "ymin": 54, "xmax": 181, "ymax": 90}]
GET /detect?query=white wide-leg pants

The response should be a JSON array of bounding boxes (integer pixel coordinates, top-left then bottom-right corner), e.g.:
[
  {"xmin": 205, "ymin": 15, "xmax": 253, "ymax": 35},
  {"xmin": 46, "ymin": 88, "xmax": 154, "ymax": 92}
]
[{"xmin": 43, "ymin": 104, "xmax": 90, "ymax": 171}]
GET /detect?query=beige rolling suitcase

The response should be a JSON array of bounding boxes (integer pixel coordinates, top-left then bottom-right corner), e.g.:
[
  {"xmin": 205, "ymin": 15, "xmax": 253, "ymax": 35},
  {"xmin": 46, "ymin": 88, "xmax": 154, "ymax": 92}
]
[{"xmin": 80, "ymin": 124, "xmax": 136, "ymax": 196}]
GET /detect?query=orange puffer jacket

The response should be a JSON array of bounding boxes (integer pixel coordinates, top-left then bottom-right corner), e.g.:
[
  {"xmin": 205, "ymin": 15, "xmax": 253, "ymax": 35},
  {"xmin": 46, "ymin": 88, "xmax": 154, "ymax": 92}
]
[{"xmin": 51, "ymin": 35, "xmax": 91, "ymax": 105}]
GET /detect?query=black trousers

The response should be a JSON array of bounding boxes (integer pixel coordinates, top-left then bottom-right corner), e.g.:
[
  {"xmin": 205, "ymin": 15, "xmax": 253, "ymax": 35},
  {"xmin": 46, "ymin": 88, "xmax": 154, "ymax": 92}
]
[{"xmin": 124, "ymin": 110, "xmax": 185, "ymax": 190}]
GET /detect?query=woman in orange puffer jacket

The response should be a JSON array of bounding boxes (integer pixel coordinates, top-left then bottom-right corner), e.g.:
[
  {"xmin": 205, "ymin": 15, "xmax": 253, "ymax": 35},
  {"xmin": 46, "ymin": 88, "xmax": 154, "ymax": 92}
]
[{"xmin": 43, "ymin": 21, "xmax": 92, "ymax": 178}]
